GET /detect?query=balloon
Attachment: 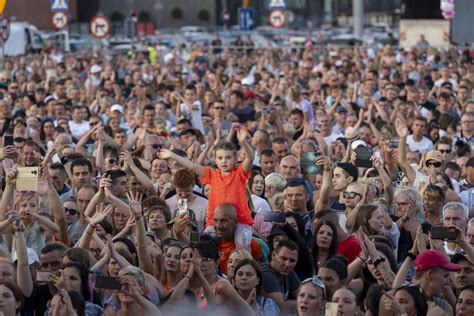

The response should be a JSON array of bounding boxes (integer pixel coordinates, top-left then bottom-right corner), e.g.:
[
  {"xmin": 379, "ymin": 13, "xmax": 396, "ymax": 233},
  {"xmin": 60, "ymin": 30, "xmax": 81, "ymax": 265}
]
[
  {"xmin": 442, "ymin": 10, "xmax": 455, "ymax": 19},
  {"xmin": 440, "ymin": 0, "xmax": 455, "ymax": 12}
]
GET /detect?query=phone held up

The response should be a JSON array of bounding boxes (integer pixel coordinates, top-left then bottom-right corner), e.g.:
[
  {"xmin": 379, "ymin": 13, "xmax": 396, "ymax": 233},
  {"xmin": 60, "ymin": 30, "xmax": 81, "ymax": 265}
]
[{"xmin": 300, "ymin": 151, "xmax": 321, "ymax": 174}]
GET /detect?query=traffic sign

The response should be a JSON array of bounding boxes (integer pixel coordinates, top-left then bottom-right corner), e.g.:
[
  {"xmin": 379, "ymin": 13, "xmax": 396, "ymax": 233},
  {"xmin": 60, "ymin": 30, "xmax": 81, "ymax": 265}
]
[
  {"xmin": 238, "ymin": 7, "xmax": 254, "ymax": 30},
  {"xmin": 0, "ymin": 0, "xmax": 8, "ymax": 16},
  {"xmin": 269, "ymin": 0, "xmax": 286, "ymax": 9},
  {"xmin": 50, "ymin": 0, "xmax": 68, "ymax": 12},
  {"xmin": 89, "ymin": 15, "xmax": 111, "ymax": 39},
  {"xmin": 0, "ymin": 15, "xmax": 9, "ymax": 42},
  {"xmin": 52, "ymin": 11, "xmax": 68, "ymax": 29},
  {"xmin": 269, "ymin": 10, "xmax": 286, "ymax": 28}
]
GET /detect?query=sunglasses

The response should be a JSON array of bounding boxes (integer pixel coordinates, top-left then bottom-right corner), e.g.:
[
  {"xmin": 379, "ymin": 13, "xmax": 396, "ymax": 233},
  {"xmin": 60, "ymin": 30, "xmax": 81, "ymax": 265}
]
[
  {"xmin": 90, "ymin": 121, "xmax": 100, "ymax": 127},
  {"xmin": 151, "ymin": 144, "xmax": 162, "ymax": 149},
  {"xmin": 438, "ymin": 149, "xmax": 451, "ymax": 154},
  {"xmin": 64, "ymin": 208, "xmax": 77, "ymax": 215},
  {"xmin": 214, "ymin": 107, "xmax": 225, "ymax": 110},
  {"xmin": 426, "ymin": 161, "xmax": 442, "ymax": 168},
  {"xmin": 301, "ymin": 276, "xmax": 326, "ymax": 298},
  {"xmin": 342, "ymin": 191, "xmax": 362, "ymax": 199}
]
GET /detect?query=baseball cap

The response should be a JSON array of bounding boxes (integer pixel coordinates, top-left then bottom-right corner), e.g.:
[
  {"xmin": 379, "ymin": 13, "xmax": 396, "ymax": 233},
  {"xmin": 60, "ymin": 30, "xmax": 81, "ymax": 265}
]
[
  {"xmin": 335, "ymin": 106, "xmax": 348, "ymax": 113},
  {"xmin": 351, "ymin": 140, "xmax": 367, "ymax": 150},
  {"xmin": 425, "ymin": 150, "xmax": 443, "ymax": 164},
  {"xmin": 90, "ymin": 64, "xmax": 102, "ymax": 74},
  {"xmin": 11, "ymin": 248, "xmax": 39, "ymax": 266},
  {"xmin": 451, "ymin": 253, "xmax": 472, "ymax": 264},
  {"xmin": 414, "ymin": 250, "xmax": 461, "ymax": 271},
  {"xmin": 344, "ymin": 127, "xmax": 358, "ymax": 141},
  {"xmin": 111, "ymin": 104, "xmax": 123, "ymax": 113}
]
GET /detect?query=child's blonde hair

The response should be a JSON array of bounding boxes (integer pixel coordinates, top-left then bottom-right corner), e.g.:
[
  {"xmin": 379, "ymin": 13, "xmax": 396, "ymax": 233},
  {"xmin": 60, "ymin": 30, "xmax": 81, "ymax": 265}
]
[{"xmin": 14, "ymin": 192, "xmax": 38, "ymax": 210}]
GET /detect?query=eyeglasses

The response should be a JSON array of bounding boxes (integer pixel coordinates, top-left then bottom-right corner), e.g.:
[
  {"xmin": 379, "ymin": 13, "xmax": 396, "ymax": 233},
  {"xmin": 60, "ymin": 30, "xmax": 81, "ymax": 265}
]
[
  {"xmin": 108, "ymin": 158, "xmax": 118, "ymax": 164},
  {"xmin": 64, "ymin": 208, "xmax": 77, "ymax": 215},
  {"xmin": 90, "ymin": 121, "xmax": 100, "ymax": 127},
  {"xmin": 151, "ymin": 144, "xmax": 162, "ymax": 149},
  {"xmin": 214, "ymin": 107, "xmax": 225, "ymax": 110},
  {"xmin": 426, "ymin": 161, "xmax": 442, "ymax": 168},
  {"xmin": 342, "ymin": 191, "xmax": 362, "ymax": 199},
  {"xmin": 9, "ymin": 85, "xmax": 18, "ymax": 89},
  {"xmin": 301, "ymin": 276, "xmax": 326, "ymax": 298},
  {"xmin": 438, "ymin": 149, "xmax": 451, "ymax": 154}
]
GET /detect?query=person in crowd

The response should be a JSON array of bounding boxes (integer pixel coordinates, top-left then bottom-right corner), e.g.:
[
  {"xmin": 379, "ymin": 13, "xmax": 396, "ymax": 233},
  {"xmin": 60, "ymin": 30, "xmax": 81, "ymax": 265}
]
[{"xmin": 0, "ymin": 34, "xmax": 472, "ymax": 316}]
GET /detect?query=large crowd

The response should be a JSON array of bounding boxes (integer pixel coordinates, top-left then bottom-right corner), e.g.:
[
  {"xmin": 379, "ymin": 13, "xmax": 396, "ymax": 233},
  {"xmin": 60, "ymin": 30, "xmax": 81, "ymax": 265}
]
[{"xmin": 0, "ymin": 36, "xmax": 472, "ymax": 316}]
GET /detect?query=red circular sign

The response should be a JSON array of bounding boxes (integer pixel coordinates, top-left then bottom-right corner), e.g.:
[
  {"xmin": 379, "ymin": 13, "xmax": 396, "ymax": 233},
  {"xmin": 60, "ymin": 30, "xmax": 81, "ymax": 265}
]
[
  {"xmin": 52, "ymin": 11, "xmax": 68, "ymax": 30},
  {"xmin": 89, "ymin": 15, "xmax": 111, "ymax": 39},
  {"xmin": 269, "ymin": 10, "xmax": 286, "ymax": 28}
]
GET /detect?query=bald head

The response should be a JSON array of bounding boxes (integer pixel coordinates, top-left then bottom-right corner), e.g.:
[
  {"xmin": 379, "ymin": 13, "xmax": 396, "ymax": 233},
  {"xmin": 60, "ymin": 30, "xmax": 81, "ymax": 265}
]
[
  {"xmin": 279, "ymin": 155, "xmax": 300, "ymax": 179},
  {"xmin": 213, "ymin": 203, "xmax": 237, "ymax": 240}
]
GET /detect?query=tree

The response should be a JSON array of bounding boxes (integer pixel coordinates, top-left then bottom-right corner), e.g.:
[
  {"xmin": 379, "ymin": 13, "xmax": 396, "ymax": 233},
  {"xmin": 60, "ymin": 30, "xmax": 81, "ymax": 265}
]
[
  {"xmin": 171, "ymin": 7, "xmax": 184, "ymax": 20},
  {"xmin": 138, "ymin": 11, "xmax": 151, "ymax": 22},
  {"xmin": 110, "ymin": 10, "xmax": 125, "ymax": 22},
  {"xmin": 197, "ymin": 9, "xmax": 210, "ymax": 22}
]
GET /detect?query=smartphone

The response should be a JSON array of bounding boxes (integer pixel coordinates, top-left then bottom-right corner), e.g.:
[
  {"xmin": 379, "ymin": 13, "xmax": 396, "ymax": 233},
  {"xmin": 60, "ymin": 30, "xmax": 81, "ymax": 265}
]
[
  {"xmin": 177, "ymin": 199, "xmax": 188, "ymax": 216},
  {"xmin": 325, "ymin": 302, "xmax": 338, "ymax": 316},
  {"xmin": 388, "ymin": 140, "xmax": 399, "ymax": 149},
  {"xmin": 94, "ymin": 276, "xmax": 122, "ymax": 290},
  {"xmin": 300, "ymin": 152, "xmax": 321, "ymax": 174},
  {"xmin": 16, "ymin": 167, "xmax": 39, "ymax": 192},
  {"xmin": 431, "ymin": 225, "xmax": 457, "ymax": 240},
  {"xmin": 354, "ymin": 147, "xmax": 373, "ymax": 168},
  {"xmin": 4, "ymin": 135, "xmax": 13, "ymax": 146},
  {"xmin": 36, "ymin": 271, "xmax": 52, "ymax": 283},
  {"xmin": 189, "ymin": 231, "xmax": 200, "ymax": 246},
  {"xmin": 263, "ymin": 211, "xmax": 286, "ymax": 223}
]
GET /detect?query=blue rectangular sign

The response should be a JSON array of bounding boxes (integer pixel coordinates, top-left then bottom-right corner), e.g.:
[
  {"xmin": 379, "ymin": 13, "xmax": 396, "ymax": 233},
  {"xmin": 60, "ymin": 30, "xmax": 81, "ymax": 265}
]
[{"xmin": 238, "ymin": 7, "xmax": 255, "ymax": 30}]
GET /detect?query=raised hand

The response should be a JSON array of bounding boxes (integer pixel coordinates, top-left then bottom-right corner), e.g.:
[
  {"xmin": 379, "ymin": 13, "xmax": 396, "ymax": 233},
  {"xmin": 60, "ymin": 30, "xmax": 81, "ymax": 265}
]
[
  {"xmin": 315, "ymin": 156, "xmax": 330, "ymax": 171},
  {"xmin": 383, "ymin": 292, "xmax": 406, "ymax": 314},
  {"xmin": 395, "ymin": 118, "xmax": 408, "ymax": 137},
  {"xmin": 126, "ymin": 191, "xmax": 143, "ymax": 218},
  {"xmin": 90, "ymin": 204, "xmax": 114, "ymax": 226},
  {"xmin": 236, "ymin": 126, "xmax": 249, "ymax": 144},
  {"xmin": 157, "ymin": 148, "xmax": 173, "ymax": 160},
  {"xmin": 119, "ymin": 150, "xmax": 134, "ymax": 166}
]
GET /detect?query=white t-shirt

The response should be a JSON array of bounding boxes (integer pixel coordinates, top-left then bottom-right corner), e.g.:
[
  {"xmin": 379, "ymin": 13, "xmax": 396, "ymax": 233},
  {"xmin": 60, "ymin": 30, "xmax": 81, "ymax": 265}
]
[
  {"xmin": 251, "ymin": 195, "xmax": 271, "ymax": 214},
  {"xmin": 179, "ymin": 100, "xmax": 204, "ymax": 133},
  {"xmin": 291, "ymin": 98, "xmax": 315, "ymax": 124},
  {"xmin": 68, "ymin": 120, "xmax": 89, "ymax": 139},
  {"xmin": 406, "ymin": 135, "xmax": 433, "ymax": 153}
]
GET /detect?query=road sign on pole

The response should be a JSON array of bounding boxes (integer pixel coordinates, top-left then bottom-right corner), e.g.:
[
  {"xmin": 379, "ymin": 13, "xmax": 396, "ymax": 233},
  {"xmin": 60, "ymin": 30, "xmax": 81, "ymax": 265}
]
[
  {"xmin": 269, "ymin": 10, "xmax": 286, "ymax": 28},
  {"xmin": 89, "ymin": 15, "xmax": 111, "ymax": 39},
  {"xmin": 0, "ymin": 15, "xmax": 9, "ymax": 42},
  {"xmin": 52, "ymin": 11, "xmax": 68, "ymax": 29},
  {"xmin": 238, "ymin": 7, "xmax": 254, "ymax": 30},
  {"xmin": 50, "ymin": 0, "xmax": 68, "ymax": 12},
  {"xmin": 269, "ymin": 0, "xmax": 286, "ymax": 10}
]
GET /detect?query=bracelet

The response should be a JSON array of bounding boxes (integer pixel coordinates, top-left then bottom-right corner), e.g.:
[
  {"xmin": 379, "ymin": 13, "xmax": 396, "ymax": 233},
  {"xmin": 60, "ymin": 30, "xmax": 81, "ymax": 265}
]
[
  {"xmin": 358, "ymin": 256, "xmax": 367, "ymax": 268},
  {"xmin": 406, "ymin": 252, "xmax": 417, "ymax": 260},
  {"xmin": 373, "ymin": 257, "xmax": 386, "ymax": 268}
]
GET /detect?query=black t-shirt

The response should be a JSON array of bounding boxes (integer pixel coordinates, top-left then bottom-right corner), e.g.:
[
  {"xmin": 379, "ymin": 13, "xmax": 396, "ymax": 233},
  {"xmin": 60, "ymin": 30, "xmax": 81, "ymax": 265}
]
[
  {"xmin": 260, "ymin": 262, "xmax": 300, "ymax": 301},
  {"xmin": 21, "ymin": 284, "xmax": 52, "ymax": 316}
]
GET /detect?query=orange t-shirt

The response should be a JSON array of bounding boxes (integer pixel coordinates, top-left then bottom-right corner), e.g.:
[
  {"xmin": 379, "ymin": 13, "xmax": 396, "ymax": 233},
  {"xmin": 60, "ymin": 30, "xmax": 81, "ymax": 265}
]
[
  {"xmin": 200, "ymin": 164, "xmax": 253, "ymax": 226},
  {"xmin": 219, "ymin": 239, "xmax": 263, "ymax": 274}
]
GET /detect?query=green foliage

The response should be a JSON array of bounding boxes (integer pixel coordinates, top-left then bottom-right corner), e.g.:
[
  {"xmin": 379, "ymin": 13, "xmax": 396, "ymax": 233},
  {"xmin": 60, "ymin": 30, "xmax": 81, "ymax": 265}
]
[
  {"xmin": 110, "ymin": 10, "xmax": 125, "ymax": 22},
  {"xmin": 171, "ymin": 7, "xmax": 184, "ymax": 20},
  {"xmin": 197, "ymin": 9, "xmax": 210, "ymax": 22}
]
